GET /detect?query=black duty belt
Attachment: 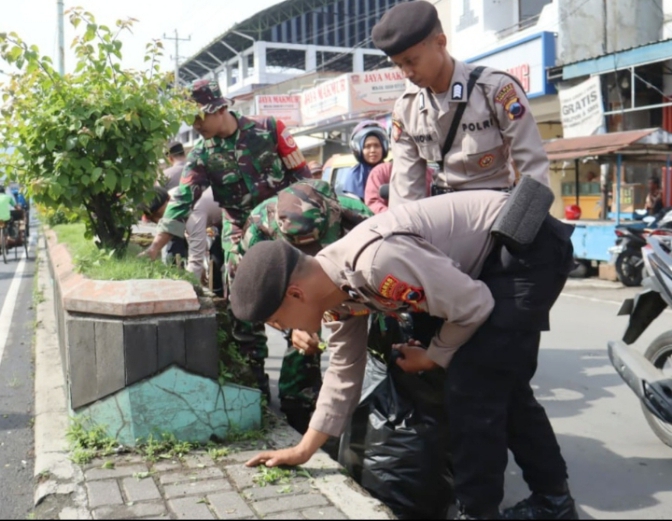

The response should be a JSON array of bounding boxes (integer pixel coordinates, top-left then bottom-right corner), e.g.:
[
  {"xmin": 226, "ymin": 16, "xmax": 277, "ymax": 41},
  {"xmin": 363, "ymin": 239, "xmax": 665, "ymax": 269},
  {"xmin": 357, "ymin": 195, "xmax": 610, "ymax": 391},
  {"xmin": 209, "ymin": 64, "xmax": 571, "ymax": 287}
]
[{"xmin": 430, "ymin": 184, "xmax": 511, "ymax": 197}]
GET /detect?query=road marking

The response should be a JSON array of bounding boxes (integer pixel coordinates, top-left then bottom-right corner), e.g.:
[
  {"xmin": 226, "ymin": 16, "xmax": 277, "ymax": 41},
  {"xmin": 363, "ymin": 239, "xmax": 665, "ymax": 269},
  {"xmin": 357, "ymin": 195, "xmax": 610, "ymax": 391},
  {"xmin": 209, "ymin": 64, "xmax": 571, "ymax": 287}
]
[
  {"xmin": 560, "ymin": 292, "xmax": 672, "ymax": 314},
  {"xmin": 0, "ymin": 242, "xmax": 31, "ymax": 367},
  {"xmin": 560, "ymin": 293, "xmax": 622, "ymax": 305}
]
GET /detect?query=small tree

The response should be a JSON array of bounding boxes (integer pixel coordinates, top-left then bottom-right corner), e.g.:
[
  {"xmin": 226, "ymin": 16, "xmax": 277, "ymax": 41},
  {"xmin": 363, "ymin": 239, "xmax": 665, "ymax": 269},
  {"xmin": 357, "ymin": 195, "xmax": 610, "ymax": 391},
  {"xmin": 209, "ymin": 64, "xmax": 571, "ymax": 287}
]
[{"xmin": 0, "ymin": 8, "xmax": 195, "ymax": 252}]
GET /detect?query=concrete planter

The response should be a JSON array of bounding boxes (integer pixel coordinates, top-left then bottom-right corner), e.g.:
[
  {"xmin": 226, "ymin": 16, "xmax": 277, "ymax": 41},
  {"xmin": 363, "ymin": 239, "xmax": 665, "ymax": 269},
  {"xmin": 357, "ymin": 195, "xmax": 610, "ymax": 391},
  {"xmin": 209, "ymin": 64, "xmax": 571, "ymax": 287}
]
[{"xmin": 44, "ymin": 229, "xmax": 262, "ymax": 445}]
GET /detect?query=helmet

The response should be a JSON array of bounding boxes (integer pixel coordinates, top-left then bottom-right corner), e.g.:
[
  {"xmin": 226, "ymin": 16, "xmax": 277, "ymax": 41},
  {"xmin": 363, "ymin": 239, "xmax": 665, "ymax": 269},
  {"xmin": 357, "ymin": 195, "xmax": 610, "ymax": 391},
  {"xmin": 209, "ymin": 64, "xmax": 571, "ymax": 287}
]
[
  {"xmin": 349, "ymin": 120, "xmax": 389, "ymax": 165},
  {"xmin": 564, "ymin": 204, "xmax": 581, "ymax": 220}
]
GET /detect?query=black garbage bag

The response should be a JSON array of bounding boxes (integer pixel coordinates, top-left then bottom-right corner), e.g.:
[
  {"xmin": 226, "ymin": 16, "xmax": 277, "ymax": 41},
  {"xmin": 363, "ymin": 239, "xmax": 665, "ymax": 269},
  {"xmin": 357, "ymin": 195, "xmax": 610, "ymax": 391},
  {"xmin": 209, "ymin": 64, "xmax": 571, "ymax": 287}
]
[{"xmin": 338, "ymin": 313, "xmax": 453, "ymax": 520}]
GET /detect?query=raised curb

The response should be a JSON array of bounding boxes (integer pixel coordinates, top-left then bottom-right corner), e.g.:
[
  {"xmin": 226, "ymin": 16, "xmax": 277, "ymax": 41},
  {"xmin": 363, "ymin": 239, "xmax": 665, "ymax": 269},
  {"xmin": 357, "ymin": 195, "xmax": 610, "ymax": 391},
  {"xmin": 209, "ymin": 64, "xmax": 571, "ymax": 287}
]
[
  {"xmin": 44, "ymin": 229, "xmax": 201, "ymax": 317},
  {"xmin": 34, "ymin": 235, "xmax": 90, "ymax": 516}
]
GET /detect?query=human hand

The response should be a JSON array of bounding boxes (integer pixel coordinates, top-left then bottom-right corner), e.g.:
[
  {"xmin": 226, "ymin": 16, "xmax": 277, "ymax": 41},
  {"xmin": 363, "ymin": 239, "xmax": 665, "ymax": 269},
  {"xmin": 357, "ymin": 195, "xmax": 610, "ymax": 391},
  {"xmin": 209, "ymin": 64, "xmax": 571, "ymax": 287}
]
[
  {"xmin": 138, "ymin": 244, "xmax": 161, "ymax": 261},
  {"xmin": 392, "ymin": 341, "xmax": 440, "ymax": 373},
  {"xmin": 291, "ymin": 330, "xmax": 321, "ymax": 356},
  {"xmin": 245, "ymin": 446, "xmax": 311, "ymax": 468}
]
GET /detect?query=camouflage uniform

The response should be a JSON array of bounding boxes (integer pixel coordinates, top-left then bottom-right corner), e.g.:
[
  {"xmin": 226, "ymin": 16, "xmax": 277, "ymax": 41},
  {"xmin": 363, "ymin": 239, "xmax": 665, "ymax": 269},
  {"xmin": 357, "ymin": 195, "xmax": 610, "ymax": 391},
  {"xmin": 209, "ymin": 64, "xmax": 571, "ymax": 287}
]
[
  {"xmin": 158, "ymin": 80, "xmax": 310, "ymax": 394},
  {"xmin": 237, "ymin": 179, "xmax": 372, "ymax": 431}
]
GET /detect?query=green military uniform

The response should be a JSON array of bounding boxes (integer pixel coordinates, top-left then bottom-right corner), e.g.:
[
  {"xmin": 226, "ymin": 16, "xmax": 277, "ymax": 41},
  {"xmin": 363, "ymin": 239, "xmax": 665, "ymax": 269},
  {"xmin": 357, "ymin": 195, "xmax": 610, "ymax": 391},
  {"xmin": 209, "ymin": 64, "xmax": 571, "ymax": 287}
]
[
  {"xmin": 158, "ymin": 80, "xmax": 311, "ymax": 394},
  {"xmin": 237, "ymin": 179, "xmax": 372, "ymax": 432}
]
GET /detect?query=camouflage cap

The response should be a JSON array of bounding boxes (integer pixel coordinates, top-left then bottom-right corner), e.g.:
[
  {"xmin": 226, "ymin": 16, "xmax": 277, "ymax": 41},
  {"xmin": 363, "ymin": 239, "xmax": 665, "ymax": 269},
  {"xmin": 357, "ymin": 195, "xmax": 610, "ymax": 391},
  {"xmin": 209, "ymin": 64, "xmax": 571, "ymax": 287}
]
[
  {"xmin": 191, "ymin": 79, "xmax": 234, "ymax": 114},
  {"xmin": 275, "ymin": 179, "xmax": 342, "ymax": 254}
]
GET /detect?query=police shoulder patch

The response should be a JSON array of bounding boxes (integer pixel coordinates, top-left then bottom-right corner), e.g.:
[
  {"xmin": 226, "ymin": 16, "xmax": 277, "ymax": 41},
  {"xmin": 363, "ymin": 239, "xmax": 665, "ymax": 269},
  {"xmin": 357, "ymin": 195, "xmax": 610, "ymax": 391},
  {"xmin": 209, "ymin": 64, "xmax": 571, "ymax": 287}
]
[
  {"xmin": 495, "ymin": 82, "xmax": 526, "ymax": 121},
  {"xmin": 378, "ymin": 274, "xmax": 425, "ymax": 306}
]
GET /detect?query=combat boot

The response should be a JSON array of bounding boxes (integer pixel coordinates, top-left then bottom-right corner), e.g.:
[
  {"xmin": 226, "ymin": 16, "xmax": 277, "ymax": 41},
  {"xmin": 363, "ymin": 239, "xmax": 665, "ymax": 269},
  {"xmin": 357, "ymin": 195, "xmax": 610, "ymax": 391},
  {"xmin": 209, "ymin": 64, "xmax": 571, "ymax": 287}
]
[{"xmin": 501, "ymin": 490, "xmax": 578, "ymax": 520}]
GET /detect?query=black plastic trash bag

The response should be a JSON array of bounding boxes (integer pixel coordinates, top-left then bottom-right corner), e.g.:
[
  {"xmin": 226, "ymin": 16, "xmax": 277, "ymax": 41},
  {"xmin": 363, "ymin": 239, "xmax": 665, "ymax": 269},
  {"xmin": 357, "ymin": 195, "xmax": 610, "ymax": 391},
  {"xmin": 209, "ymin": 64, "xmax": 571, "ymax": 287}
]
[{"xmin": 338, "ymin": 344, "xmax": 453, "ymax": 520}]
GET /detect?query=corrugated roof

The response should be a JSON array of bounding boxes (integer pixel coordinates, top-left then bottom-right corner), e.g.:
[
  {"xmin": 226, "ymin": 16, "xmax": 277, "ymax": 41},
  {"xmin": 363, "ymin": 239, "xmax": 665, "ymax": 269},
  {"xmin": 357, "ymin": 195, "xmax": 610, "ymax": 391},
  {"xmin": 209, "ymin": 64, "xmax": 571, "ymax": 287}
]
[{"xmin": 544, "ymin": 128, "xmax": 672, "ymax": 161}]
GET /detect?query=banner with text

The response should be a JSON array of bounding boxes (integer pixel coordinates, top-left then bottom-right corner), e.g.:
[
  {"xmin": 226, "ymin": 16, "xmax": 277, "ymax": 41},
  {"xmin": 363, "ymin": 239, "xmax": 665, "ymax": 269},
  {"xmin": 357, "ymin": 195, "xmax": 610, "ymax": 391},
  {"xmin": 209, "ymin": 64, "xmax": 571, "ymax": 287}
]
[
  {"xmin": 299, "ymin": 69, "xmax": 406, "ymax": 127},
  {"xmin": 255, "ymin": 95, "xmax": 302, "ymax": 128},
  {"xmin": 558, "ymin": 76, "xmax": 605, "ymax": 138}
]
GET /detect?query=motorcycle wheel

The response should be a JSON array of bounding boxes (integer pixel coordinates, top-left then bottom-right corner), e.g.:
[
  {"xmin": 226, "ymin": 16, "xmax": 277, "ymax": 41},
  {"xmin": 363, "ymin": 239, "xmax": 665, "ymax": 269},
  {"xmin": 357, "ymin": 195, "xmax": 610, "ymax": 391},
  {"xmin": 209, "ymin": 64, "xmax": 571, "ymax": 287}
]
[
  {"xmin": 642, "ymin": 331, "xmax": 672, "ymax": 448},
  {"xmin": 615, "ymin": 249, "xmax": 643, "ymax": 287}
]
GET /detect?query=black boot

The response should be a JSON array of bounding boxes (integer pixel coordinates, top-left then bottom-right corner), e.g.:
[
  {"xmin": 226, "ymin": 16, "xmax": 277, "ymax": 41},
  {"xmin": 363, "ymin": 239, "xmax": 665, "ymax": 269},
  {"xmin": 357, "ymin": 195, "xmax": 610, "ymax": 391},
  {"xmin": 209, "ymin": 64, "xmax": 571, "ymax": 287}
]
[{"xmin": 502, "ymin": 491, "xmax": 578, "ymax": 520}]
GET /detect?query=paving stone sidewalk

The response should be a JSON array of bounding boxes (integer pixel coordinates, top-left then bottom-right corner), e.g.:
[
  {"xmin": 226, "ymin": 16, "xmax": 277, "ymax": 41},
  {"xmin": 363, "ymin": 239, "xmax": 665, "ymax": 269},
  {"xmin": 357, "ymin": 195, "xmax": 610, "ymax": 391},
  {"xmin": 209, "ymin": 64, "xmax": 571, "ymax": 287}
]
[{"xmin": 68, "ymin": 431, "xmax": 391, "ymax": 520}]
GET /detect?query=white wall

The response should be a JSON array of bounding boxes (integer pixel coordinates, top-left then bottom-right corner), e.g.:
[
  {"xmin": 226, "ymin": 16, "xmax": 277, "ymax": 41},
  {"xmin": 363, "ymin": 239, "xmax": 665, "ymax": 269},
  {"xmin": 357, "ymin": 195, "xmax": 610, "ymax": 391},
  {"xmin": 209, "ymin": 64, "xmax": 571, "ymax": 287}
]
[{"xmin": 450, "ymin": 0, "xmax": 559, "ymax": 62}]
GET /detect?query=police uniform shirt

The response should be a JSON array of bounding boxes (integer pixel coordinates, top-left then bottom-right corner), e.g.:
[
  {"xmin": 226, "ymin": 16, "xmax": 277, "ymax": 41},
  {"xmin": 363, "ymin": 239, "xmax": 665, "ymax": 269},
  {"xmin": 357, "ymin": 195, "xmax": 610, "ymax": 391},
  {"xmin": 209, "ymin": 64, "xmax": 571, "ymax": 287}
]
[
  {"xmin": 389, "ymin": 59, "xmax": 550, "ymax": 207},
  {"xmin": 310, "ymin": 190, "xmax": 508, "ymax": 437}
]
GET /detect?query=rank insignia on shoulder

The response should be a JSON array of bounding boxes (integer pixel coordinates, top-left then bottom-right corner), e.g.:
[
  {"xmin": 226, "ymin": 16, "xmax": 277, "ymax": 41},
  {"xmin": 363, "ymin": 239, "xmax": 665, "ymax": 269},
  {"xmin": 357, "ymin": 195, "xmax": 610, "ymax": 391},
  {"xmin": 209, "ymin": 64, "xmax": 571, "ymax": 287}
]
[
  {"xmin": 495, "ymin": 83, "xmax": 526, "ymax": 120},
  {"xmin": 452, "ymin": 83, "xmax": 464, "ymax": 100}
]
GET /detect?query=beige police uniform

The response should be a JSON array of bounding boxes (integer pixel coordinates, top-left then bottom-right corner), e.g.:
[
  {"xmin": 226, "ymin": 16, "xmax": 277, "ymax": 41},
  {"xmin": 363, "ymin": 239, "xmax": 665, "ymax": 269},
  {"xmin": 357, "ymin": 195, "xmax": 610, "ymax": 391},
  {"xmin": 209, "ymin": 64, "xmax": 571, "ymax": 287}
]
[
  {"xmin": 309, "ymin": 190, "xmax": 508, "ymax": 437},
  {"xmin": 390, "ymin": 59, "xmax": 550, "ymax": 207}
]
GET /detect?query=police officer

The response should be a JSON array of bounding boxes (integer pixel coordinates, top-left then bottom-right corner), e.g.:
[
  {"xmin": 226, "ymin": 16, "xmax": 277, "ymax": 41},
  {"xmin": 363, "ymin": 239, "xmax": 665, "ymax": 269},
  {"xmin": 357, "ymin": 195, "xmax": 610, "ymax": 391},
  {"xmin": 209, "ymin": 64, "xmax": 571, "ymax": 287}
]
[
  {"xmin": 230, "ymin": 189, "xmax": 578, "ymax": 520},
  {"xmin": 236, "ymin": 179, "xmax": 372, "ymax": 432},
  {"xmin": 142, "ymin": 80, "xmax": 311, "ymax": 398},
  {"xmin": 371, "ymin": 1, "xmax": 550, "ymax": 207},
  {"xmin": 160, "ymin": 141, "xmax": 188, "ymax": 191}
]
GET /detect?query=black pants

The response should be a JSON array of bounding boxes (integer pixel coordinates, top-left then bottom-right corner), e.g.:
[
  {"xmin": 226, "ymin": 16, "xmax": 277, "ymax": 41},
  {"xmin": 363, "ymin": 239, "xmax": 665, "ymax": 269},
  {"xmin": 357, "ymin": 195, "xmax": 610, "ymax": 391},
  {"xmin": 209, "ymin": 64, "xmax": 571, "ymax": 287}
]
[{"xmin": 445, "ymin": 215, "xmax": 575, "ymax": 513}]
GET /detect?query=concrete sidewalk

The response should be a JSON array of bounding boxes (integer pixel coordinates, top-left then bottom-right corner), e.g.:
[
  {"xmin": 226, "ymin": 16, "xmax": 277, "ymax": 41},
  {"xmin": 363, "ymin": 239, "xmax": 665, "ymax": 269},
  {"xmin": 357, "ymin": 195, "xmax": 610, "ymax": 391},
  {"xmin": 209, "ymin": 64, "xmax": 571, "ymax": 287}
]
[{"xmin": 32, "ymin": 237, "xmax": 393, "ymax": 520}]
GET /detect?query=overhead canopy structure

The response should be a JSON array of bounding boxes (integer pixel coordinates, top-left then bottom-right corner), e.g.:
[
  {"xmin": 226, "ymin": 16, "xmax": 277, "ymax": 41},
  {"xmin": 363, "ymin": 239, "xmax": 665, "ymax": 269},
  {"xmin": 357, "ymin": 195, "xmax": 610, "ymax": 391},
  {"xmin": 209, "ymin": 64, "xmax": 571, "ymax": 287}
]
[
  {"xmin": 178, "ymin": 0, "xmax": 393, "ymax": 83},
  {"xmin": 544, "ymin": 128, "xmax": 672, "ymax": 162}
]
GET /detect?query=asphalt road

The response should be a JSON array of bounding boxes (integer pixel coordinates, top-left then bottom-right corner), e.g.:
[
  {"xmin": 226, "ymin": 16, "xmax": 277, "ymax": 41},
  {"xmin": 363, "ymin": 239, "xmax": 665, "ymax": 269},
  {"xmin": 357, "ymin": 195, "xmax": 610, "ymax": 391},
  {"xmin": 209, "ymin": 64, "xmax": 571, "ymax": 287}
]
[
  {"xmin": 265, "ymin": 282, "xmax": 672, "ymax": 519},
  {"xmin": 0, "ymin": 223, "xmax": 37, "ymax": 519}
]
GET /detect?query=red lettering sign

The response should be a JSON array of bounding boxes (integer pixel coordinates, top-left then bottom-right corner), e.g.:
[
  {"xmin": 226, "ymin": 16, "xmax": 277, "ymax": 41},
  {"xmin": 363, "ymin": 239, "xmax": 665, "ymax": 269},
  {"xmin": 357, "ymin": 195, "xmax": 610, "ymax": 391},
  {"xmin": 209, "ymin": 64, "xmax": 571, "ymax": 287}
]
[{"xmin": 507, "ymin": 64, "xmax": 530, "ymax": 93}]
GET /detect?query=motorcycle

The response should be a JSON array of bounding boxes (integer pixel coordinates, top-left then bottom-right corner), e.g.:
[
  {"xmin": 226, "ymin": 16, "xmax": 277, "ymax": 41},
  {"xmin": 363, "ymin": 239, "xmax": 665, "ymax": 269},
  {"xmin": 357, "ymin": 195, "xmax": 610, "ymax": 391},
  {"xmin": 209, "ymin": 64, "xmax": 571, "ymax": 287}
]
[
  {"xmin": 608, "ymin": 233, "xmax": 672, "ymax": 447},
  {"xmin": 609, "ymin": 209, "xmax": 672, "ymax": 287}
]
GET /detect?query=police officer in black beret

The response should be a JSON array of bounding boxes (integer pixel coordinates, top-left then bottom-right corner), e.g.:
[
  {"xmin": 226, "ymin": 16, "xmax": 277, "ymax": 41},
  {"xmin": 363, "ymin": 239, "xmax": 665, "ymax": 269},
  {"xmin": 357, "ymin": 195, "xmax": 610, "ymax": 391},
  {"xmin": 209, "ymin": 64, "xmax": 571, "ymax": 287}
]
[{"xmin": 371, "ymin": 2, "xmax": 579, "ymax": 520}]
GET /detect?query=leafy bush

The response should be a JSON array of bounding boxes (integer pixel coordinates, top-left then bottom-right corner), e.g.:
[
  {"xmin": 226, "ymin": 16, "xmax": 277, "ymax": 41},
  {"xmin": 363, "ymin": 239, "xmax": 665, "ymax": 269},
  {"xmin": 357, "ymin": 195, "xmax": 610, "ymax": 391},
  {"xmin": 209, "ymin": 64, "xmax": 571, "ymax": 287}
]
[{"xmin": 0, "ymin": 8, "xmax": 195, "ymax": 253}]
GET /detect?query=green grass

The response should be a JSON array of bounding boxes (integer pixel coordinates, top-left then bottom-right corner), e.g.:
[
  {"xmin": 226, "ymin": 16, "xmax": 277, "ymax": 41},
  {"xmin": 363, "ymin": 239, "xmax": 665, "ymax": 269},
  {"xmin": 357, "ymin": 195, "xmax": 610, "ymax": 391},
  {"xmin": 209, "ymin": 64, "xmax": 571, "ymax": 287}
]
[{"xmin": 52, "ymin": 223, "xmax": 197, "ymax": 283}]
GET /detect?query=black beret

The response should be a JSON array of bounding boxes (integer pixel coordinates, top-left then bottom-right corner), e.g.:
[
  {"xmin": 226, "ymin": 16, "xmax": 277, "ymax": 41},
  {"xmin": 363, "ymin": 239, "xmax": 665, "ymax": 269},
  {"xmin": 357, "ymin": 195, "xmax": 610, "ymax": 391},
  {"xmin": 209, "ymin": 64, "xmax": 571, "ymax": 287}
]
[
  {"xmin": 167, "ymin": 141, "xmax": 185, "ymax": 156},
  {"xmin": 230, "ymin": 240, "xmax": 301, "ymax": 323},
  {"xmin": 372, "ymin": 1, "xmax": 439, "ymax": 56}
]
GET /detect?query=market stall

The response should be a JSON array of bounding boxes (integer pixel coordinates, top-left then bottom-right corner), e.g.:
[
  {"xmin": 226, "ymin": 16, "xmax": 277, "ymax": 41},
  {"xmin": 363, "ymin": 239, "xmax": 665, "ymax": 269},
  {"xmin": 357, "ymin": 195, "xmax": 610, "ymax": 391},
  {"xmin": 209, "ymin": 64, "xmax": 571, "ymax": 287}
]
[{"xmin": 544, "ymin": 128, "xmax": 672, "ymax": 263}]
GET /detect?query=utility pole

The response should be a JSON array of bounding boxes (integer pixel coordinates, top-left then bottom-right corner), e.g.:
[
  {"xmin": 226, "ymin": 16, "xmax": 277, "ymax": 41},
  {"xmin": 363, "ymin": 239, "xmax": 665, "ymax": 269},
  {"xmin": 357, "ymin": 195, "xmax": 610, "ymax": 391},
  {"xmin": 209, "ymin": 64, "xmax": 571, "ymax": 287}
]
[
  {"xmin": 57, "ymin": 0, "xmax": 65, "ymax": 74},
  {"xmin": 163, "ymin": 29, "xmax": 191, "ymax": 89}
]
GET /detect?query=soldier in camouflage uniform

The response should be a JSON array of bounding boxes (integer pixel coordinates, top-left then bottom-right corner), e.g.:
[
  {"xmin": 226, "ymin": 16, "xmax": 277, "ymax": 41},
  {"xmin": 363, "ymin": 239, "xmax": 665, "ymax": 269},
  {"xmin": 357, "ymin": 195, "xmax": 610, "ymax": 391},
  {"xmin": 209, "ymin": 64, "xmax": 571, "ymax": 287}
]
[
  {"xmin": 142, "ymin": 80, "xmax": 311, "ymax": 397},
  {"xmin": 235, "ymin": 179, "xmax": 372, "ymax": 432}
]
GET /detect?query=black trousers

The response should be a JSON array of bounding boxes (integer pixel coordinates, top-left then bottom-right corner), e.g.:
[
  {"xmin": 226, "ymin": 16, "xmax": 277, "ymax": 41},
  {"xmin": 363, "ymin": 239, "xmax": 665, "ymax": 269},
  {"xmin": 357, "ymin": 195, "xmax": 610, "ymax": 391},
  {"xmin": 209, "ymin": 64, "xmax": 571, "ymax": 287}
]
[{"xmin": 445, "ymin": 216, "xmax": 575, "ymax": 513}]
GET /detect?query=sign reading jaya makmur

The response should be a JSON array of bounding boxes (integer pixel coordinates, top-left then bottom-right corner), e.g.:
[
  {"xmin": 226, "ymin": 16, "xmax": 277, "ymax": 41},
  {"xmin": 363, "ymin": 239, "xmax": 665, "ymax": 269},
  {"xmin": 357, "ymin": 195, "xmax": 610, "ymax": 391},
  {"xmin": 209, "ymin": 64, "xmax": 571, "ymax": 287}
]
[{"xmin": 559, "ymin": 76, "xmax": 604, "ymax": 138}]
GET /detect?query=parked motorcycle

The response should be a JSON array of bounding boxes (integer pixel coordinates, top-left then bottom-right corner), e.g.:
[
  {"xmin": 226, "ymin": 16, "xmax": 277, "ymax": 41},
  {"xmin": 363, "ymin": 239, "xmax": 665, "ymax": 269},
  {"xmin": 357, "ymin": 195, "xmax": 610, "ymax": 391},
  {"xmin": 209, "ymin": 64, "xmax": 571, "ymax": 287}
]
[
  {"xmin": 608, "ymin": 234, "xmax": 672, "ymax": 447},
  {"xmin": 609, "ymin": 209, "xmax": 672, "ymax": 287}
]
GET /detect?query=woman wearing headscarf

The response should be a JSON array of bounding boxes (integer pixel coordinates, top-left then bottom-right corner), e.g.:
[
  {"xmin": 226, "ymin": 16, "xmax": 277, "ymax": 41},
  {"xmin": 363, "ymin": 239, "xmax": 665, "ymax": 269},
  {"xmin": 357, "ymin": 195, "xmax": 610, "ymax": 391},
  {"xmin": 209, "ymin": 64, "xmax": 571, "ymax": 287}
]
[{"xmin": 342, "ymin": 121, "xmax": 389, "ymax": 200}]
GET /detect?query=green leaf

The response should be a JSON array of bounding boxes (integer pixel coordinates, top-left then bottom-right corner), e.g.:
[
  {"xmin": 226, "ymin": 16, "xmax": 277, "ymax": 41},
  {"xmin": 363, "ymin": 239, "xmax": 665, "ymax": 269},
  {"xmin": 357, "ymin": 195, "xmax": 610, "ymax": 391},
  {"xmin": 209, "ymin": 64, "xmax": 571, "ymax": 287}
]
[
  {"xmin": 120, "ymin": 174, "xmax": 131, "ymax": 192},
  {"xmin": 65, "ymin": 136, "xmax": 77, "ymax": 150},
  {"xmin": 103, "ymin": 171, "xmax": 117, "ymax": 191},
  {"xmin": 91, "ymin": 167, "xmax": 103, "ymax": 182}
]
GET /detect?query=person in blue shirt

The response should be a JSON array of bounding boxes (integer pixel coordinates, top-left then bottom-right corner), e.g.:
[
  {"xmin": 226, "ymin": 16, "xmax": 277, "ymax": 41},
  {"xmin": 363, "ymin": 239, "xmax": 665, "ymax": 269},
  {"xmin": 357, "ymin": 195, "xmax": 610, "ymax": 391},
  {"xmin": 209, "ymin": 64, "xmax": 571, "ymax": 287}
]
[
  {"xmin": 10, "ymin": 186, "xmax": 29, "ymax": 237},
  {"xmin": 342, "ymin": 121, "xmax": 389, "ymax": 200}
]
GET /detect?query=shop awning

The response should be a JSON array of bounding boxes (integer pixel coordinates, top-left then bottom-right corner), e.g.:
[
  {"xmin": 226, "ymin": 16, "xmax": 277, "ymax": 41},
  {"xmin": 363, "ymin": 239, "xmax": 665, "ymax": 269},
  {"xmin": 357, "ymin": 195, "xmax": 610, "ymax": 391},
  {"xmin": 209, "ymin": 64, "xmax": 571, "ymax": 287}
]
[
  {"xmin": 544, "ymin": 128, "xmax": 672, "ymax": 162},
  {"xmin": 294, "ymin": 135, "xmax": 325, "ymax": 152}
]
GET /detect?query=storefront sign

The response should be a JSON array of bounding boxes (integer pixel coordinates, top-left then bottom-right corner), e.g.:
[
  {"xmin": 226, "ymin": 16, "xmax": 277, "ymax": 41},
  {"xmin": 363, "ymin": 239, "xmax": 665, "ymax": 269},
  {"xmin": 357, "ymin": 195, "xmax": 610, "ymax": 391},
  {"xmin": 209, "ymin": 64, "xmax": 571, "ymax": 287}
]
[
  {"xmin": 349, "ymin": 69, "xmax": 406, "ymax": 113},
  {"xmin": 466, "ymin": 32, "xmax": 556, "ymax": 98},
  {"xmin": 558, "ymin": 76, "xmax": 604, "ymax": 138},
  {"xmin": 299, "ymin": 69, "xmax": 406, "ymax": 127},
  {"xmin": 300, "ymin": 76, "xmax": 350, "ymax": 127},
  {"xmin": 255, "ymin": 95, "xmax": 302, "ymax": 128}
]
